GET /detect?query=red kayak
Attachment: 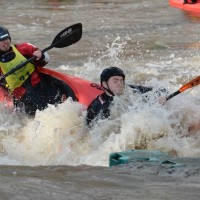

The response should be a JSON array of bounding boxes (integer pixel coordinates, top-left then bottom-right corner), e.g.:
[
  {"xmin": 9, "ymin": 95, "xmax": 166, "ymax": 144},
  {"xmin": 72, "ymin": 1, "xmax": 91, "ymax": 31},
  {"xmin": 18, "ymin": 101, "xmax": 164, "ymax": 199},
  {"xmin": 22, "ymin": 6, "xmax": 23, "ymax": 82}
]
[
  {"xmin": 0, "ymin": 67, "xmax": 104, "ymax": 109},
  {"xmin": 169, "ymin": 0, "xmax": 200, "ymax": 13}
]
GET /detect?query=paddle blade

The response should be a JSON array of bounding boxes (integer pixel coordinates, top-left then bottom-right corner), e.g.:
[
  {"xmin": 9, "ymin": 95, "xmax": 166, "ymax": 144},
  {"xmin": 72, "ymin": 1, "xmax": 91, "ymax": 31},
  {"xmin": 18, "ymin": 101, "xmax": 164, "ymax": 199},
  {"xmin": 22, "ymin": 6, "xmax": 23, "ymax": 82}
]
[
  {"xmin": 179, "ymin": 75, "xmax": 200, "ymax": 92},
  {"xmin": 51, "ymin": 23, "xmax": 82, "ymax": 48},
  {"xmin": 0, "ymin": 24, "xmax": 82, "ymax": 81}
]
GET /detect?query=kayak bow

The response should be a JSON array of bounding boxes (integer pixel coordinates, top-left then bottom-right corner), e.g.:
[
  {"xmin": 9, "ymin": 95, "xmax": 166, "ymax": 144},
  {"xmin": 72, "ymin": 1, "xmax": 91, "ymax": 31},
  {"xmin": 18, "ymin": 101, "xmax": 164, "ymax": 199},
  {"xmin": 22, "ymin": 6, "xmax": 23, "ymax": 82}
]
[{"xmin": 0, "ymin": 68, "xmax": 104, "ymax": 109}]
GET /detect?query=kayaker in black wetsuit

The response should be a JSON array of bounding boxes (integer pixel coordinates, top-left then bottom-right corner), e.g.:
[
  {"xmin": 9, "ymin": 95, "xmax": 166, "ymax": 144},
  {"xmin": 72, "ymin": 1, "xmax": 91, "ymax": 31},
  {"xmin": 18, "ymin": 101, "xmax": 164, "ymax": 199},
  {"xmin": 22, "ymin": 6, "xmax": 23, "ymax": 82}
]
[{"xmin": 86, "ymin": 67, "xmax": 154, "ymax": 126}]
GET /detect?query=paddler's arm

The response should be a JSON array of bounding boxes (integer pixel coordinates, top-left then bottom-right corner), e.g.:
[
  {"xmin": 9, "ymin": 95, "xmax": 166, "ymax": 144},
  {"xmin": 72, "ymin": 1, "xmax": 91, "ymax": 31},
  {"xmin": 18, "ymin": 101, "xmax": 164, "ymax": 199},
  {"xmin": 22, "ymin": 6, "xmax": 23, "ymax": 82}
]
[
  {"xmin": 15, "ymin": 43, "xmax": 50, "ymax": 67},
  {"xmin": 86, "ymin": 96, "xmax": 104, "ymax": 126},
  {"xmin": 129, "ymin": 85, "xmax": 153, "ymax": 94},
  {"xmin": 32, "ymin": 50, "xmax": 50, "ymax": 67},
  {"xmin": 131, "ymin": 85, "xmax": 168, "ymax": 105}
]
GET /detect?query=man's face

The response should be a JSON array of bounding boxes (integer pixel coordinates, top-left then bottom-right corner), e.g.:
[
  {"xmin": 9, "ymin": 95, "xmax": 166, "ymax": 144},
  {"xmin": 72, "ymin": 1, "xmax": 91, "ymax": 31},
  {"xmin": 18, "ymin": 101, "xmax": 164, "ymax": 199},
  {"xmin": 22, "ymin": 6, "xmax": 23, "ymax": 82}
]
[
  {"xmin": 103, "ymin": 76, "xmax": 125, "ymax": 95},
  {"xmin": 0, "ymin": 38, "xmax": 11, "ymax": 52}
]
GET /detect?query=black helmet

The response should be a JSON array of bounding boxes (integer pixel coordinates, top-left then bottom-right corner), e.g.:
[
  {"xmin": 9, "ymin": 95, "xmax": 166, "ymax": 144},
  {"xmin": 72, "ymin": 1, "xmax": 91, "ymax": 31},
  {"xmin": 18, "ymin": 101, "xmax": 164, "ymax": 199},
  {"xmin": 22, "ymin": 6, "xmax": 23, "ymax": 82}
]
[
  {"xmin": 0, "ymin": 26, "xmax": 11, "ymax": 41},
  {"xmin": 100, "ymin": 67, "xmax": 125, "ymax": 84}
]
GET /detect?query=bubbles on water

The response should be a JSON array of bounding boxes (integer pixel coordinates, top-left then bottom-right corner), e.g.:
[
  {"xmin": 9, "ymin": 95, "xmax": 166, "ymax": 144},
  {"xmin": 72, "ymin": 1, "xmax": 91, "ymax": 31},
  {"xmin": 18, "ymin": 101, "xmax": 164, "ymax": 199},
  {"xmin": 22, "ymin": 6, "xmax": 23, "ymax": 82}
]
[
  {"xmin": 83, "ymin": 36, "xmax": 127, "ymax": 70},
  {"xmin": 0, "ymin": 103, "xmax": 27, "ymax": 154},
  {"xmin": 1, "ymin": 30, "xmax": 200, "ymax": 166},
  {"xmin": 0, "ymin": 99, "xmax": 86, "ymax": 166}
]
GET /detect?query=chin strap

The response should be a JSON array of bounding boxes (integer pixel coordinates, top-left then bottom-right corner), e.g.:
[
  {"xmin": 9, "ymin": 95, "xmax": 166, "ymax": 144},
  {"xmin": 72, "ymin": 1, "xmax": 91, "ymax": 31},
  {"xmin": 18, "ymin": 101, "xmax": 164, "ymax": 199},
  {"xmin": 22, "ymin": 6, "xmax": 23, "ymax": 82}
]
[{"xmin": 104, "ymin": 82, "xmax": 115, "ymax": 97}]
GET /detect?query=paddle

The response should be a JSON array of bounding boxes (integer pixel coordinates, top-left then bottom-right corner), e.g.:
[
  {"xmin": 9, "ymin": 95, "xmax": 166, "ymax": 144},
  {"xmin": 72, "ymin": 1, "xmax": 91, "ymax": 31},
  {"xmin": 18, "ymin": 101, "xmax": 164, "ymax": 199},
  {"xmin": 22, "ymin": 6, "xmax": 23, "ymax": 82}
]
[
  {"xmin": 166, "ymin": 75, "xmax": 200, "ymax": 101},
  {"xmin": 0, "ymin": 23, "xmax": 82, "ymax": 81}
]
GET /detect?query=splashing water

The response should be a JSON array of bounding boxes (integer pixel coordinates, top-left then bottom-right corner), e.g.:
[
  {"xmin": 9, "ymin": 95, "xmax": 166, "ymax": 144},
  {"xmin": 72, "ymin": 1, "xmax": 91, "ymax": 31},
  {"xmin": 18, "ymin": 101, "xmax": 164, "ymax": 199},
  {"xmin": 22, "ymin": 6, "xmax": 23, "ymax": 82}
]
[{"xmin": 1, "ymin": 36, "xmax": 200, "ymax": 167}]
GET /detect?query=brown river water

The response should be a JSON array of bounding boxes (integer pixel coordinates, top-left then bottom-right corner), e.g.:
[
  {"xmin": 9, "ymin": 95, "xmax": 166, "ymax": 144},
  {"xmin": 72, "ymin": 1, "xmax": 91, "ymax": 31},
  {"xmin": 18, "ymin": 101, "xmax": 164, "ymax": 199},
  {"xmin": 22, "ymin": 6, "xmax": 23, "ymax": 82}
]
[{"xmin": 1, "ymin": 0, "xmax": 200, "ymax": 199}]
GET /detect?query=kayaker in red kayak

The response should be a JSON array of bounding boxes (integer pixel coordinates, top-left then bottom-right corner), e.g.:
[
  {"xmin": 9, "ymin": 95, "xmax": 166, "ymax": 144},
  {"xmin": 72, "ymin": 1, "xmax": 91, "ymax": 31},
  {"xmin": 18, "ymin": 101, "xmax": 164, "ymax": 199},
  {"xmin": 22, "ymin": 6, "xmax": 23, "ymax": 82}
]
[{"xmin": 0, "ymin": 26, "xmax": 66, "ymax": 115}]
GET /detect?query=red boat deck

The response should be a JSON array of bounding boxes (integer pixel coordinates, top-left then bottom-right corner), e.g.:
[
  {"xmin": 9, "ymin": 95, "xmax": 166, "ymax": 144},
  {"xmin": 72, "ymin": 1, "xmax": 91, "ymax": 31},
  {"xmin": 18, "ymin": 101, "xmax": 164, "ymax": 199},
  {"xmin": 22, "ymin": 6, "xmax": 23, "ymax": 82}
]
[
  {"xmin": 169, "ymin": 0, "xmax": 200, "ymax": 13},
  {"xmin": 0, "ymin": 68, "xmax": 104, "ymax": 109}
]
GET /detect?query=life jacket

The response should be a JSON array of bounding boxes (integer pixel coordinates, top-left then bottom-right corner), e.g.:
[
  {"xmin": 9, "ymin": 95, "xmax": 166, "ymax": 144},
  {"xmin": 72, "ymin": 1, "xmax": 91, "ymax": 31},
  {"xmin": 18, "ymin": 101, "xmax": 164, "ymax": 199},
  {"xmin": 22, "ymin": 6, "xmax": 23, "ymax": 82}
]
[{"xmin": 0, "ymin": 45, "xmax": 35, "ymax": 92}]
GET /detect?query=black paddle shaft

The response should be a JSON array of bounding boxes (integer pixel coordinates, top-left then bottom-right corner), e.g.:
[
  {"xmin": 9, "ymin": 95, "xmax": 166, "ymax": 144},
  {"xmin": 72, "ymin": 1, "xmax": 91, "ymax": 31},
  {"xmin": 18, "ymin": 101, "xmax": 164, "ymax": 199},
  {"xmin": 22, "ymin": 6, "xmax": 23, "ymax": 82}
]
[
  {"xmin": 166, "ymin": 90, "xmax": 181, "ymax": 101},
  {"xmin": 0, "ymin": 23, "xmax": 82, "ymax": 81}
]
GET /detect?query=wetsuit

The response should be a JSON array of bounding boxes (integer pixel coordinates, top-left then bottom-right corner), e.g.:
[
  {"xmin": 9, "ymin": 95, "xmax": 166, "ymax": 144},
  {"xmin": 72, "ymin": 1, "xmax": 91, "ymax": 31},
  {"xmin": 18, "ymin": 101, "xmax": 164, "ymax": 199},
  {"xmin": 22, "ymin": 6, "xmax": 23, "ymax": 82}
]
[
  {"xmin": 86, "ymin": 85, "xmax": 153, "ymax": 126},
  {"xmin": 0, "ymin": 43, "xmax": 65, "ymax": 115},
  {"xmin": 86, "ymin": 92, "xmax": 113, "ymax": 125}
]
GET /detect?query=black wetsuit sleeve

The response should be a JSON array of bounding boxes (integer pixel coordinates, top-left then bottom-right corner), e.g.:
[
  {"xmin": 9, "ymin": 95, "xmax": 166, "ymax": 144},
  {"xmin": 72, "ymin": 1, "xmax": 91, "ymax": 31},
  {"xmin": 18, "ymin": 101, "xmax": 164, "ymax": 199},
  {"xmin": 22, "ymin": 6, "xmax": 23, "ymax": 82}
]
[
  {"xmin": 129, "ymin": 85, "xmax": 153, "ymax": 94},
  {"xmin": 86, "ymin": 97, "xmax": 103, "ymax": 125}
]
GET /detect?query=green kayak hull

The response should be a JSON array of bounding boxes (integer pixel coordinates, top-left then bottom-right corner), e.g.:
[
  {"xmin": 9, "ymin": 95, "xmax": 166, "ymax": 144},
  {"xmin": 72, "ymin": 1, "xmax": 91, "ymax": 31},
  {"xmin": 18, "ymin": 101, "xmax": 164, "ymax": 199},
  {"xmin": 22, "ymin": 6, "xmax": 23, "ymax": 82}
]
[{"xmin": 109, "ymin": 150, "xmax": 180, "ymax": 167}]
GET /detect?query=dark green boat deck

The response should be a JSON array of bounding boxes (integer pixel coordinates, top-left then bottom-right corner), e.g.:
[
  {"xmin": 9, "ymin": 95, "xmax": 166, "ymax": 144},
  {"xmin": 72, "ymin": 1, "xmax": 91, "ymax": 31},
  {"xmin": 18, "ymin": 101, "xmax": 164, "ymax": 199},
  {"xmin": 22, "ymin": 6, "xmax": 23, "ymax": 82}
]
[{"xmin": 109, "ymin": 150, "xmax": 184, "ymax": 167}]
